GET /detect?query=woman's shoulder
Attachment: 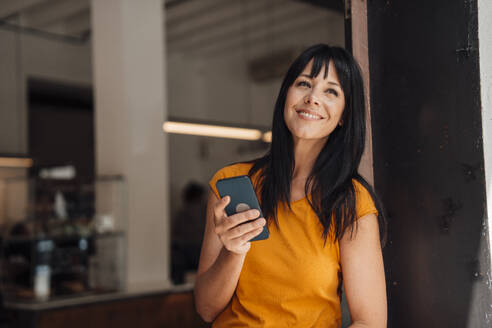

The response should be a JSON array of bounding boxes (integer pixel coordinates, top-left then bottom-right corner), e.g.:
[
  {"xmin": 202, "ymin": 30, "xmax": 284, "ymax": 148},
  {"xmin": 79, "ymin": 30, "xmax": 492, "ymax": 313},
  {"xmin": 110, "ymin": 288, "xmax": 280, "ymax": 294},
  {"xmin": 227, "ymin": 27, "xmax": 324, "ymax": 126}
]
[
  {"xmin": 351, "ymin": 178, "xmax": 367, "ymax": 193},
  {"xmin": 211, "ymin": 162, "xmax": 254, "ymax": 179},
  {"xmin": 351, "ymin": 178, "xmax": 378, "ymax": 218}
]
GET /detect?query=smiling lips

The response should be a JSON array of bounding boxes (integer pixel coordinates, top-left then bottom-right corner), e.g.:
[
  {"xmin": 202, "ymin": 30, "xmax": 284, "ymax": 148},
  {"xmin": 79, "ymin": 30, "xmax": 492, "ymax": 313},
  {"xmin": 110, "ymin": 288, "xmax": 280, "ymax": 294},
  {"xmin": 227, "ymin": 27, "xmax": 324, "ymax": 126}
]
[{"xmin": 296, "ymin": 109, "xmax": 324, "ymax": 121}]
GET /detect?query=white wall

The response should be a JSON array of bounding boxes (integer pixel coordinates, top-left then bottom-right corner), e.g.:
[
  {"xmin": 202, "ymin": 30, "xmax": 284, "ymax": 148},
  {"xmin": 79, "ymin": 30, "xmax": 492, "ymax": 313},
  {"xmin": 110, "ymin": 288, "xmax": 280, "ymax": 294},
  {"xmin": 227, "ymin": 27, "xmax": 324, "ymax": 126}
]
[
  {"xmin": 479, "ymin": 0, "xmax": 492, "ymax": 241},
  {"xmin": 475, "ymin": 0, "xmax": 492, "ymax": 324},
  {"xmin": 91, "ymin": 0, "xmax": 169, "ymax": 289}
]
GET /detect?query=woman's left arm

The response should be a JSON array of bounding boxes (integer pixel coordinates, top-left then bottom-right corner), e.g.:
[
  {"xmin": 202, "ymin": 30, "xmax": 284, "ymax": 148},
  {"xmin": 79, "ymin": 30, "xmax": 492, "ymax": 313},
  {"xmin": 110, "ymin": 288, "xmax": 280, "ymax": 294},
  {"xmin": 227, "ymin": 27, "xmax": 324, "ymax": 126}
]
[{"xmin": 340, "ymin": 213, "xmax": 387, "ymax": 328}]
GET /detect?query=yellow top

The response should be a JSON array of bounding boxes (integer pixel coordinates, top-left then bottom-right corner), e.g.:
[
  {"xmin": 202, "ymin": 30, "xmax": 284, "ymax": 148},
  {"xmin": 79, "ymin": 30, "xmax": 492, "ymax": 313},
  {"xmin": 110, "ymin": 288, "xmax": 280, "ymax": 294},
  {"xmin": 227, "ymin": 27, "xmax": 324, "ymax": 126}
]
[{"xmin": 208, "ymin": 162, "xmax": 378, "ymax": 328}]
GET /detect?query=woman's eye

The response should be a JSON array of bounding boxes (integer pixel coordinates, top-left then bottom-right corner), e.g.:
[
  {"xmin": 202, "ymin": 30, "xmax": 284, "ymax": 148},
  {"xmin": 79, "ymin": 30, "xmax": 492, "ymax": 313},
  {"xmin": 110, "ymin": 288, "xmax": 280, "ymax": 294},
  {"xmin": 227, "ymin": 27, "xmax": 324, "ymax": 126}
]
[
  {"xmin": 297, "ymin": 81, "xmax": 311, "ymax": 88},
  {"xmin": 326, "ymin": 88, "xmax": 339, "ymax": 97}
]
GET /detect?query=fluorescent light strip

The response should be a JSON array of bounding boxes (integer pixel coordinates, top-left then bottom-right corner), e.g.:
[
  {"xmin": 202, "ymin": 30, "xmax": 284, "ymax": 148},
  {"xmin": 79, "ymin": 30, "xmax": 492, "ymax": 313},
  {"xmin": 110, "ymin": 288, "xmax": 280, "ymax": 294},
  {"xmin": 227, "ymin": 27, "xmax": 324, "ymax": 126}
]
[
  {"xmin": 262, "ymin": 131, "xmax": 272, "ymax": 143},
  {"xmin": 163, "ymin": 121, "xmax": 263, "ymax": 141},
  {"xmin": 0, "ymin": 157, "xmax": 33, "ymax": 168}
]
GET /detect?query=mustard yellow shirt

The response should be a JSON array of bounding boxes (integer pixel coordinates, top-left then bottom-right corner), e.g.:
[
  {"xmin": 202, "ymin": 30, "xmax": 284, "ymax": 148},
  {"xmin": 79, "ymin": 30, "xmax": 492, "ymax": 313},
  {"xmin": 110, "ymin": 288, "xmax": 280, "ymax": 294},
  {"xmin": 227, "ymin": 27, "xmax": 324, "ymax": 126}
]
[{"xmin": 209, "ymin": 162, "xmax": 378, "ymax": 328}]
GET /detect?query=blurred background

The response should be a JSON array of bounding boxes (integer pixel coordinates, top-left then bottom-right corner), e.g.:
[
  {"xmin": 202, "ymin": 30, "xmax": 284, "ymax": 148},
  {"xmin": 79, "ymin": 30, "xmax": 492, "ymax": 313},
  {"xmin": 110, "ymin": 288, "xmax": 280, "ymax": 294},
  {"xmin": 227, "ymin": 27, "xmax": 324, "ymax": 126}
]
[{"xmin": 0, "ymin": 0, "xmax": 346, "ymax": 326}]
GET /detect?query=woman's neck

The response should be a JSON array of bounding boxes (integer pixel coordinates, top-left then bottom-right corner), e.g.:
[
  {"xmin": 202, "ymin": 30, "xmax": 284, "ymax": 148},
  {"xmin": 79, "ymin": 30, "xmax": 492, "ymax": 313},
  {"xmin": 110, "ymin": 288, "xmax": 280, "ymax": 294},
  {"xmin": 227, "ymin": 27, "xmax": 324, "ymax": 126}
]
[{"xmin": 292, "ymin": 137, "xmax": 327, "ymax": 180}]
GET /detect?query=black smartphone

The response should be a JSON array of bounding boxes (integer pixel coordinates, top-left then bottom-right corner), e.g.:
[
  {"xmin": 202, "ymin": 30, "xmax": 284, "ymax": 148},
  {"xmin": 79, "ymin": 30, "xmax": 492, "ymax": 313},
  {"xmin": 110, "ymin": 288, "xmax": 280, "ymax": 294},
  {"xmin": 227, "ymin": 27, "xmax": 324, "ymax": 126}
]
[{"xmin": 216, "ymin": 175, "xmax": 269, "ymax": 241}]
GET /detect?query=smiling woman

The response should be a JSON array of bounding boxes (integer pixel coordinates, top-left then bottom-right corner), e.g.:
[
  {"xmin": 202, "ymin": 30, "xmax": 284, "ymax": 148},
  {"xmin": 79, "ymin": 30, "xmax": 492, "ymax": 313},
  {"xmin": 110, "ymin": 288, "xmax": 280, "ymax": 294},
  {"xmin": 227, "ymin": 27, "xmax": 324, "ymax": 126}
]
[
  {"xmin": 284, "ymin": 59, "xmax": 345, "ymax": 143},
  {"xmin": 194, "ymin": 44, "xmax": 388, "ymax": 328}
]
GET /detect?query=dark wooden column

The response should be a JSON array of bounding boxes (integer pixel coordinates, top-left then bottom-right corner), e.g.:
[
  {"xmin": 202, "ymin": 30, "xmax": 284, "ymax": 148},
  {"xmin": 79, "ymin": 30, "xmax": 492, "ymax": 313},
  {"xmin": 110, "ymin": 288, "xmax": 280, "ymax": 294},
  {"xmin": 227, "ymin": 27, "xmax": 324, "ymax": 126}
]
[{"xmin": 367, "ymin": 0, "xmax": 492, "ymax": 327}]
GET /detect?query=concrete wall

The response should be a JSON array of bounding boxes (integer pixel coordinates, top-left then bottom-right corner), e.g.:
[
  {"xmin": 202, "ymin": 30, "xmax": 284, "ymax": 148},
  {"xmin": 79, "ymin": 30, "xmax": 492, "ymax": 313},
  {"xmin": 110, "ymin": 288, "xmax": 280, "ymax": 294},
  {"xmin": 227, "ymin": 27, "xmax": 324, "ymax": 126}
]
[
  {"xmin": 91, "ymin": 0, "xmax": 169, "ymax": 289},
  {"xmin": 477, "ymin": 0, "xmax": 492, "ymax": 325}
]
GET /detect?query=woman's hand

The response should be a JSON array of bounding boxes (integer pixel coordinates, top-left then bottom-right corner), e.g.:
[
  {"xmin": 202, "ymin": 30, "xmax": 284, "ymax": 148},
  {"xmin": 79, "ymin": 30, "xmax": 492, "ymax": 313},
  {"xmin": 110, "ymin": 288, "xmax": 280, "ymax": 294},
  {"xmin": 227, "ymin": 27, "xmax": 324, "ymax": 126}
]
[
  {"xmin": 213, "ymin": 195, "xmax": 266, "ymax": 254},
  {"xmin": 195, "ymin": 192, "xmax": 259, "ymax": 322}
]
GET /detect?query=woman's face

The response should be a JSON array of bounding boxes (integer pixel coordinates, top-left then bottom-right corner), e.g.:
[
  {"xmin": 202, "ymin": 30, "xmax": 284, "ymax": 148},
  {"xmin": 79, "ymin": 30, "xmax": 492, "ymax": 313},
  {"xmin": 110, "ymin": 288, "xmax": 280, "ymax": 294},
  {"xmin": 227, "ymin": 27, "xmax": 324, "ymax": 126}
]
[{"xmin": 283, "ymin": 59, "xmax": 345, "ymax": 143}]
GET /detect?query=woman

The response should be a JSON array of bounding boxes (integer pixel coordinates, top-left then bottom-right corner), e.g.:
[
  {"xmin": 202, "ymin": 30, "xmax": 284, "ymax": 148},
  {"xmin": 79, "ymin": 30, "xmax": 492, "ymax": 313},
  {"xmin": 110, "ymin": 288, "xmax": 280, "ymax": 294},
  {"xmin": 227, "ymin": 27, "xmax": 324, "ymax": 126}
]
[{"xmin": 194, "ymin": 44, "xmax": 388, "ymax": 327}]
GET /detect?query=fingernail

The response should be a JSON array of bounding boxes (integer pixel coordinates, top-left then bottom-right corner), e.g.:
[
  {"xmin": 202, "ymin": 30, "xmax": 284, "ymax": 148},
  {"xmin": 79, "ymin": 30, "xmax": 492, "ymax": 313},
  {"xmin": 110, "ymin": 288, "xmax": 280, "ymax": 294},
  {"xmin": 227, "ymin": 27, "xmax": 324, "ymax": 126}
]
[
  {"xmin": 258, "ymin": 218, "xmax": 266, "ymax": 225},
  {"xmin": 254, "ymin": 210, "xmax": 260, "ymax": 216}
]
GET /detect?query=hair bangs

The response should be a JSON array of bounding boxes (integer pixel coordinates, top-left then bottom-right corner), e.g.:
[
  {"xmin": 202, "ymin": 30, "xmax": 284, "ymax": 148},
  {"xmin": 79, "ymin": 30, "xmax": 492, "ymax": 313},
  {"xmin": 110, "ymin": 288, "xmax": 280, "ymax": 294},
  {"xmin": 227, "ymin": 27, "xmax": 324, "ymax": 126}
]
[{"xmin": 309, "ymin": 52, "xmax": 332, "ymax": 79}]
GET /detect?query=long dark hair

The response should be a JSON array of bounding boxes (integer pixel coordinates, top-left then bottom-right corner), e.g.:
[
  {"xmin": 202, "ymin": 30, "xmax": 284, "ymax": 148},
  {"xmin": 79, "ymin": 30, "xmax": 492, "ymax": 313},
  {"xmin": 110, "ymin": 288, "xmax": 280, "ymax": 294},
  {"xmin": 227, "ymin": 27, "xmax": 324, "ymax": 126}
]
[{"xmin": 248, "ymin": 44, "xmax": 387, "ymax": 245}]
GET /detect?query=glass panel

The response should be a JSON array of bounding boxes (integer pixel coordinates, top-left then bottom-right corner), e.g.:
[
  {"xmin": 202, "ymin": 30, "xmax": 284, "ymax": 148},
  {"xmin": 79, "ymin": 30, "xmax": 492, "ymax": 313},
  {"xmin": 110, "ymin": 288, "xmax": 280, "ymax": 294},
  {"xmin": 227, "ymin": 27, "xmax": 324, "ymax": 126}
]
[{"xmin": 0, "ymin": 175, "xmax": 126, "ymax": 302}]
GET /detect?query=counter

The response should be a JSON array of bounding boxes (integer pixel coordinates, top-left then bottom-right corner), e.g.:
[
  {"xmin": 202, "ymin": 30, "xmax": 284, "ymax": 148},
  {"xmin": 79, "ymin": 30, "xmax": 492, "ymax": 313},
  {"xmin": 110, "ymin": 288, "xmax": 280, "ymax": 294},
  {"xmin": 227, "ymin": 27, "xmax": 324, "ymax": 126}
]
[{"xmin": 4, "ymin": 283, "xmax": 208, "ymax": 328}]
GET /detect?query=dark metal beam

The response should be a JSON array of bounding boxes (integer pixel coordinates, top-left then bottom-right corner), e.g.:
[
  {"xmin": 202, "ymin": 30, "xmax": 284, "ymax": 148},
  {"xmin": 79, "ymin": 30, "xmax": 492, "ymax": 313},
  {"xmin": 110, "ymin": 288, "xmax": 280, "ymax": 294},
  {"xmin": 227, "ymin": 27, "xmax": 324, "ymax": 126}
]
[{"xmin": 293, "ymin": 0, "xmax": 343, "ymax": 12}]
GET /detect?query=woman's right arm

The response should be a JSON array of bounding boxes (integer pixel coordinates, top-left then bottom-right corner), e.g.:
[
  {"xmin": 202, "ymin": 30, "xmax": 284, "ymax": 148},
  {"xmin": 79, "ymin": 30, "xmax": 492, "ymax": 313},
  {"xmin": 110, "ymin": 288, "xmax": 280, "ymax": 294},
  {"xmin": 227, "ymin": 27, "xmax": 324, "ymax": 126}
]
[{"xmin": 194, "ymin": 191, "xmax": 265, "ymax": 322}]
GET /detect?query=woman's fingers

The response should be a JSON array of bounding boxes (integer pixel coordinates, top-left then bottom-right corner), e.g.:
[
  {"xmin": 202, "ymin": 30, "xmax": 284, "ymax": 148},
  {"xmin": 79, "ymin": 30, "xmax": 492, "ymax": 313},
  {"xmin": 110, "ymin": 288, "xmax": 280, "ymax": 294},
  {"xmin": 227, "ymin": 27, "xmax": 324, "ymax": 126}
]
[
  {"xmin": 230, "ymin": 227, "xmax": 265, "ymax": 246},
  {"xmin": 226, "ymin": 218, "xmax": 266, "ymax": 239},
  {"xmin": 213, "ymin": 195, "xmax": 230, "ymax": 222},
  {"xmin": 221, "ymin": 209, "xmax": 261, "ymax": 231},
  {"xmin": 212, "ymin": 194, "xmax": 266, "ymax": 254}
]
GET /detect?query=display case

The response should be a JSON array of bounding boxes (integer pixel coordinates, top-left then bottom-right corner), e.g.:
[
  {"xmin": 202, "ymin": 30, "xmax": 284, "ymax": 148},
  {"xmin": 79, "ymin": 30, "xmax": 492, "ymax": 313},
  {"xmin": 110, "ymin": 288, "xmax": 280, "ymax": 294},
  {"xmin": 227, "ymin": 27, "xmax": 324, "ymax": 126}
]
[{"xmin": 0, "ymin": 175, "xmax": 127, "ymax": 303}]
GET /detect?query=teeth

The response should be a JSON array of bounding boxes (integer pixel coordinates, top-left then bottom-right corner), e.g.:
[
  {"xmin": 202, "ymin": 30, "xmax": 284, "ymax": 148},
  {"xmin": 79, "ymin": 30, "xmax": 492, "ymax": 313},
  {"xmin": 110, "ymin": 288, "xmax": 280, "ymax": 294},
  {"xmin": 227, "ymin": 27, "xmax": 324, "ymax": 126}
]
[{"xmin": 298, "ymin": 111, "xmax": 320, "ymax": 120}]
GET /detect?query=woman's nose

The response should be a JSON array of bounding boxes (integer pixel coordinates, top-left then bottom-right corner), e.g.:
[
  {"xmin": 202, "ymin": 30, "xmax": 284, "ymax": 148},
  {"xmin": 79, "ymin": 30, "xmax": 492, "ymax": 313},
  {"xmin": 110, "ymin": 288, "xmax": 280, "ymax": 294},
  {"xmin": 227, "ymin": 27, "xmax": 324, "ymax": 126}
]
[{"xmin": 304, "ymin": 93, "xmax": 320, "ymax": 106}]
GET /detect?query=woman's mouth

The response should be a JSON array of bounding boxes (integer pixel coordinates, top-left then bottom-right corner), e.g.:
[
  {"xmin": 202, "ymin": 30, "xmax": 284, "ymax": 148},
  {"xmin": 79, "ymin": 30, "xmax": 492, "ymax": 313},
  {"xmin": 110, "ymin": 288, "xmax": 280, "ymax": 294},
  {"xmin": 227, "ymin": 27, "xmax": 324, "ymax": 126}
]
[{"xmin": 296, "ymin": 109, "xmax": 323, "ymax": 121}]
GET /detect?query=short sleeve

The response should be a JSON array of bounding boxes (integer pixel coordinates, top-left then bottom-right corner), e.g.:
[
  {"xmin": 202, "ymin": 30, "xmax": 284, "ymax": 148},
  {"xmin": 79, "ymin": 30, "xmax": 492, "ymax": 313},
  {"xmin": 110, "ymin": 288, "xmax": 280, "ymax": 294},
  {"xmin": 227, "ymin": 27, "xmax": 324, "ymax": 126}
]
[
  {"xmin": 208, "ymin": 163, "xmax": 255, "ymax": 199},
  {"xmin": 353, "ymin": 180, "xmax": 378, "ymax": 219},
  {"xmin": 208, "ymin": 168, "xmax": 227, "ymax": 199}
]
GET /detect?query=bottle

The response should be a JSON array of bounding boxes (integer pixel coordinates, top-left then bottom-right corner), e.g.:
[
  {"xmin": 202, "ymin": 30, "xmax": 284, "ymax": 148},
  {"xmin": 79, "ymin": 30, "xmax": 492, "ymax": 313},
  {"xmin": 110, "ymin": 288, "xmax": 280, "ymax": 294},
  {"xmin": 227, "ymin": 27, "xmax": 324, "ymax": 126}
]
[
  {"xmin": 34, "ymin": 264, "xmax": 51, "ymax": 301},
  {"xmin": 34, "ymin": 240, "xmax": 54, "ymax": 301}
]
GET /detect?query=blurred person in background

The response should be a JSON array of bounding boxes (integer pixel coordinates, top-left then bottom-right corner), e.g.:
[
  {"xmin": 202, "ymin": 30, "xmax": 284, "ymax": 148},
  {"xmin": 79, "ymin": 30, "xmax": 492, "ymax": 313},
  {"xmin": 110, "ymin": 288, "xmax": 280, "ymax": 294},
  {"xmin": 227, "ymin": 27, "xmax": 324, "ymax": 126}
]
[{"xmin": 171, "ymin": 182, "xmax": 206, "ymax": 284}]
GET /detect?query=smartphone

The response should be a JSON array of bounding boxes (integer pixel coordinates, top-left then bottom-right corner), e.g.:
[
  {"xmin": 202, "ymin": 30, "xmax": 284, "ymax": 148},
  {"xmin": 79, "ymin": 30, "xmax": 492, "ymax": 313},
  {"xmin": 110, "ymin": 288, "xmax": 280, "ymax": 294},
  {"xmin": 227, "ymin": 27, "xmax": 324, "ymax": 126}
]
[{"xmin": 216, "ymin": 175, "xmax": 269, "ymax": 241}]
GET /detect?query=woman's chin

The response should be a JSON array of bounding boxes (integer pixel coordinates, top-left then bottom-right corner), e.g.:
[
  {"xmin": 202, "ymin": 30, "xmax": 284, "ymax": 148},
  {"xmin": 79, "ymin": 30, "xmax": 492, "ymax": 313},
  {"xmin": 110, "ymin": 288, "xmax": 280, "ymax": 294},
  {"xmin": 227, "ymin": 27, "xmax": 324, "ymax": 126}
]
[{"xmin": 291, "ymin": 132, "xmax": 329, "ymax": 143}]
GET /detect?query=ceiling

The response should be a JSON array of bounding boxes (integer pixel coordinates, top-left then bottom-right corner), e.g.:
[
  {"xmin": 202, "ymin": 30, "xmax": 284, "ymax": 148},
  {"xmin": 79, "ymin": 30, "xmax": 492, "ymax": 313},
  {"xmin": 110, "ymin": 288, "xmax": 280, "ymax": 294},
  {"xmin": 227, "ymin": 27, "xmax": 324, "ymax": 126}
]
[
  {"xmin": 0, "ymin": 0, "xmax": 91, "ymax": 37},
  {"xmin": 0, "ymin": 0, "xmax": 343, "ymax": 50}
]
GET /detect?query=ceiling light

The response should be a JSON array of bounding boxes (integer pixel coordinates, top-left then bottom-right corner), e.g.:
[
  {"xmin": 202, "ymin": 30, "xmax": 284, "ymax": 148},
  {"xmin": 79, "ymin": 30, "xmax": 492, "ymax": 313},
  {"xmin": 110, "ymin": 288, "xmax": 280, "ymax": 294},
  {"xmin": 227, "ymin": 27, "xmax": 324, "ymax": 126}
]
[
  {"xmin": 163, "ymin": 121, "xmax": 263, "ymax": 141},
  {"xmin": 0, "ymin": 157, "xmax": 33, "ymax": 168},
  {"xmin": 262, "ymin": 131, "xmax": 272, "ymax": 143}
]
